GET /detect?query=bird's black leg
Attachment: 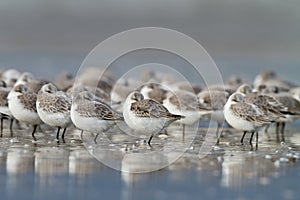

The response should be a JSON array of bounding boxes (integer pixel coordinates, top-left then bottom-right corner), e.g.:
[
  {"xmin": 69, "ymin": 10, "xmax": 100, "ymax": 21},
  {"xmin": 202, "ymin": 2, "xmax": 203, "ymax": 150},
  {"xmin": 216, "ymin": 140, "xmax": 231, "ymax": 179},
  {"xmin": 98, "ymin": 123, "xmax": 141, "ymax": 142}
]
[
  {"xmin": 216, "ymin": 123, "xmax": 221, "ymax": 145},
  {"xmin": 148, "ymin": 134, "xmax": 154, "ymax": 147},
  {"xmin": 256, "ymin": 132, "xmax": 259, "ymax": 148},
  {"xmin": 241, "ymin": 131, "xmax": 247, "ymax": 145},
  {"xmin": 32, "ymin": 125, "xmax": 38, "ymax": 141},
  {"xmin": 0, "ymin": 115, "xmax": 3, "ymax": 137},
  {"xmin": 9, "ymin": 118, "xmax": 14, "ymax": 137},
  {"xmin": 56, "ymin": 127, "xmax": 61, "ymax": 140},
  {"xmin": 80, "ymin": 130, "xmax": 84, "ymax": 140},
  {"xmin": 94, "ymin": 133, "xmax": 99, "ymax": 144},
  {"xmin": 62, "ymin": 128, "xmax": 67, "ymax": 143},
  {"xmin": 182, "ymin": 124, "xmax": 185, "ymax": 142},
  {"xmin": 249, "ymin": 132, "xmax": 255, "ymax": 146},
  {"xmin": 281, "ymin": 122, "xmax": 285, "ymax": 142},
  {"xmin": 276, "ymin": 122, "xmax": 280, "ymax": 143}
]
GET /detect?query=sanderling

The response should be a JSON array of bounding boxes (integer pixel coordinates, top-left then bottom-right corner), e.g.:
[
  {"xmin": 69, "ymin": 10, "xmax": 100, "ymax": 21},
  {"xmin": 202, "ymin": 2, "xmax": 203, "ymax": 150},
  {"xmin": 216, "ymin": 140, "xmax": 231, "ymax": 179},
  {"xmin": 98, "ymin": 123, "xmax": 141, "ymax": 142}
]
[
  {"xmin": 7, "ymin": 84, "xmax": 43, "ymax": 140},
  {"xmin": 71, "ymin": 91, "xmax": 123, "ymax": 143},
  {"xmin": 237, "ymin": 84, "xmax": 289, "ymax": 119},
  {"xmin": 13, "ymin": 72, "xmax": 49, "ymax": 94},
  {"xmin": 123, "ymin": 91, "xmax": 184, "ymax": 146},
  {"xmin": 0, "ymin": 69, "xmax": 21, "ymax": 87},
  {"xmin": 110, "ymin": 78, "xmax": 143, "ymax": 112},
  {"xmin": 224, "ymin": 93, "xmax": 273, "ymax": 147},
  {"xmin": 253, "ymin": 70, "xmax": 297, "ymax": 91},
  {"xmin": 259, "ymin": 85, "xmax": 300, "ymax": 142},
  {"xmin": 238, "ymin": 84, "xmax": 290, "ymax": 140},
  {"xmin": 0, "ymin": 80, "xmax": 14, "ymax": 136},
  {"xmin": 169, "ymin": 82, "xmax": 202, "ymax": 94},
  {"xmin": 138, "ymin": 83, "xmax": 169, "ymax": 104},
  {"xmin": 67, "ymin": 84, "xmax": 111, "ymax": 104},
  {"xmin": 226, "ymin": 75, "xmax": 244, "ymax": 88},
  {"xmin": 197, "ymin": 90, "xmax": 229, "ymax": 144},
  {"xmin": 37, "ymin": 83, "xmax": 72, "ymax": 142},
  {"xmin": 163, "ymin": 90, "xmax": 212, "ymax": 140},
  {"xmin": 54, "ymin": 71, "xmax": 74, "ymax": 91}
]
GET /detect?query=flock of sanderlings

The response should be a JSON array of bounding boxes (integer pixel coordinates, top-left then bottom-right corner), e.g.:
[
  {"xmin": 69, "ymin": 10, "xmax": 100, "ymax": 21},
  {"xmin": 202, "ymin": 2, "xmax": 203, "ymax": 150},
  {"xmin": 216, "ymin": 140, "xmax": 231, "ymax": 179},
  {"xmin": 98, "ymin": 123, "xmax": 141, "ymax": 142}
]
[{"xmin": 1, "ymin": 68, "xmax": 300, "ymax": 149}]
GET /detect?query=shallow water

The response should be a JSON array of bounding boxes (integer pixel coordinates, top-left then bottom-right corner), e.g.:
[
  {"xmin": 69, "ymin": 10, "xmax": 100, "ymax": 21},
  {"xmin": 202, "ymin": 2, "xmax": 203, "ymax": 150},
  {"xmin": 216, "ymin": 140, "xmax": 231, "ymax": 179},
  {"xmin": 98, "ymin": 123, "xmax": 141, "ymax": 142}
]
[{"xmin": 1, "ymin": 121, "xmax": 300, "ymax": 200}]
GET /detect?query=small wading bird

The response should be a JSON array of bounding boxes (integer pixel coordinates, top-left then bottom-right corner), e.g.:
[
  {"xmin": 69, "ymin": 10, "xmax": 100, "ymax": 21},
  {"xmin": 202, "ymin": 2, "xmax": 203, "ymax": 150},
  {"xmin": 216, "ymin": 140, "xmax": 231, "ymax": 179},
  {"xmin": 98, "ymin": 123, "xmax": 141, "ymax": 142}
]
[
  {"xmin": 224, "ymin": 93, "xmax": 274, "ymax": 148},
  {"xmin": 123, "ymin": 90, "xmax": 184, "ymax": 146},
  {"xmin": 36, "ymin": 83, "xmax": 72, "ymax": 142},
  {"xmin": 71, "ymin": 91, "xmax": 124, "ymax": 144},
  {"xmin": 8, "ymin": 84, "xmax": 43, "ymax": 140}
]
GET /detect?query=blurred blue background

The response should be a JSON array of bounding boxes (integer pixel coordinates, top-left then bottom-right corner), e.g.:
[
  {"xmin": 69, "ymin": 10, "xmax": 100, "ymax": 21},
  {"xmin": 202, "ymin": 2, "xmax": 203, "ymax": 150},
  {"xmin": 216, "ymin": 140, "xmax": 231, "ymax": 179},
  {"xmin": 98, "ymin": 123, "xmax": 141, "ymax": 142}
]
[{"xmin": 0, "ymin": 0, "xmax": 299, "ymax": 81}]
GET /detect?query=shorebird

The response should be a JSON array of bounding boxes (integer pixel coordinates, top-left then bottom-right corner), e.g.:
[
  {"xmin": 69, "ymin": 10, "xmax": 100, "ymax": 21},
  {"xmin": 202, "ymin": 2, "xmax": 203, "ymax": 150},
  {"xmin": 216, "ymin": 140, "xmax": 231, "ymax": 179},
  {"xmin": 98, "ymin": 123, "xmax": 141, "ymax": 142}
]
[
  {"xmin": 198, "ymin": 90, "xmax": 229, "ymax": 144},
  {"xmin": 224, "ymin": 93, "xmax": 273, "ymax": 147},
  {"xmin": 67, "ymin": 84, "xmax": 111, "ymax": 104},
  {"xmin": 253, "ymin": 70, "xmax": 297, "ymax": 92},
  {"xmin": 36, "ymin": 83, "xmax": 72, "ymax": 142},
  {"xmin": 9, "ymin": 72, "xmax": 49, "ymax": 99},
  {"xmin": 258, "ymin": 85, "xmax": 300, "ymax": 142},
  {"xmin": 0, "ymin": 69, "xmax": 21, "ymax": 87},
  {"xmin": 54, "ymin": 71, "xmax": 74, "ymax": 92},
  {"xmin": 163, "ymin": 90, "xmax": 212, "ymax": 140},
  {"xmin": 71, "ymin": 91, "xmax": 123, "ymax": 143},
  {"xmin": 237, "ymin": 84, "xmax": 292, "ymax": 141},
  {"xmin": 169, "ymin": 82, "xmax": 202, "ymax": 94},
  {"xmin": 123, "ymin": 91, "xmax": 184, "ymax": 146},
  {"xmin": 7, "ymin": 84, "xmax": 43, "ymax": 140},
  {"xmin": 138, "ymin": 83, "xmax": 169, "ymax": 104},
  {"xmin": 0, "ymin": 80, "xmax": 14, "ymax": 136},
  {"xmin": 237, "ymin": 84, "xmax": 289, "ymax": 119}
]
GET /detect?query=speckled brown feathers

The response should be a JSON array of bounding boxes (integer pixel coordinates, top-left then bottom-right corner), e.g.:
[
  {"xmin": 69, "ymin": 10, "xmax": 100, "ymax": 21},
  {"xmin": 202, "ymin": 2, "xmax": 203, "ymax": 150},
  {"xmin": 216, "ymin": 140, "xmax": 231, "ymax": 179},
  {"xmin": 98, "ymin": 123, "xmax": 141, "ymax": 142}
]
[
  {"xmin": 230, "ymin": 102, "xmax": 273, "ymax": 124},
  {"xmin": 38, "ymin": 94, "xmax": 71, "ymax": 113},
  {"xmin": 17, "ymin": 92, "xmax": 38, "ymax": 112},
  {"xmin": 0, "ymin": 88, "xmax": 9, "ymax": 107},
  {"xmin": 131, "ymin": 99, "xmax": 182, "ymax": 119},
  {"xmin": 244, "ymin": 92, "xmax": 288, "ymax": 117},
  {"xmin": 76, "ymin": 100, "xmax": 123, "ymax": 120}
]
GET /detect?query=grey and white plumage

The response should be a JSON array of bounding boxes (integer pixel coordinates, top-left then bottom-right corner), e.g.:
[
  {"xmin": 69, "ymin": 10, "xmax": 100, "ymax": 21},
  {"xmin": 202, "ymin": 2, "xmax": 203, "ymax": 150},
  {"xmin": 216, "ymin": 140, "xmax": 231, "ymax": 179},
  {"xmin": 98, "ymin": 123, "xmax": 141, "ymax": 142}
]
[
  {"xmin": 37, "ymin": 83, "xmax": 72, "ymax": 141},
  {"xmin": 163, "ymin": 90, "xmax": 213, "ymax": 141},
  {"xmin": 224, "ymin": 93, "xmax": 273, "ymax": 146},
  {"xmin": 0, "ymin": 69, "xmax": 21, "ymax": 87},
  {"xmin": 198, "ymin": 90, "xmax": 229, "ymax": 143},
  {"xmin": 0, "ymin": 80, "xmax": 11, "ymax": 116},
  {"xmin": 67, "ymin": 84, "xmax": 111, "ymax": 104},
  {"xmin": 254, "ymin": 70, "xmax": 297, "ymax": 91},
  {"xmin": 163, "ymin": 90, "xmax": 212, "ymax": 125},
  {"xmin": 138, "ymin": 83, "xmax": 169, "ymax": 104},
  {"xmin": 71, "ymin": 91, "xmax": 123, "ymax": 143},
  {"xmin": 258, "ymin": 85, "xmax": 300, "ymax": 142},
  {"xmin": 123, "ymin": 91, "xmax": 184, "ymax": 145},
  {"xmin": 169, "ymin": 82, "xmax": 202, "ymax": 94},
  {"xmin": 8, "ymin": 84, "xmax": 43, "ymax": 140},
  {"xmin": 0, "ymin": 80, "xmax": 14, "ymax": 136},
  {"xmin": 13, "ymin": 72, "xmax": 49, "ymax": 94},
  {"xmin": 237, "ymin": 84, "xmax": 288, "ymax": 120},
  {"xmin": 54, "ymin": 72, "xmax": 74, "ymax": 91}
]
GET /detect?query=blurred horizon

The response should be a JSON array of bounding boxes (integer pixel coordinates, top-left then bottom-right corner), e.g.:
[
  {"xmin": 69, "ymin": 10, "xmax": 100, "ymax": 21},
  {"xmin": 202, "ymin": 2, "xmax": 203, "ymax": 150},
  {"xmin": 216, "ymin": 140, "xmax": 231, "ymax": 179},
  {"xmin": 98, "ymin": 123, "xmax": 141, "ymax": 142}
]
[{"xmin": 0, "ymin": 0, "xmax": 299, "ymax": 82}]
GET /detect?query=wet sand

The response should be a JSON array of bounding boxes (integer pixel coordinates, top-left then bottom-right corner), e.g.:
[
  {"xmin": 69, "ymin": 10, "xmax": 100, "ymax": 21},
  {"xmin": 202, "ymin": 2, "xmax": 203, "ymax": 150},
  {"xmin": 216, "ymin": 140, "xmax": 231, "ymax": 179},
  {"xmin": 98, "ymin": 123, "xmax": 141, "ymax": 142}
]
[{"xmin": 1, "ymin": 120, "xmax": 300, "ymax": 200}]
